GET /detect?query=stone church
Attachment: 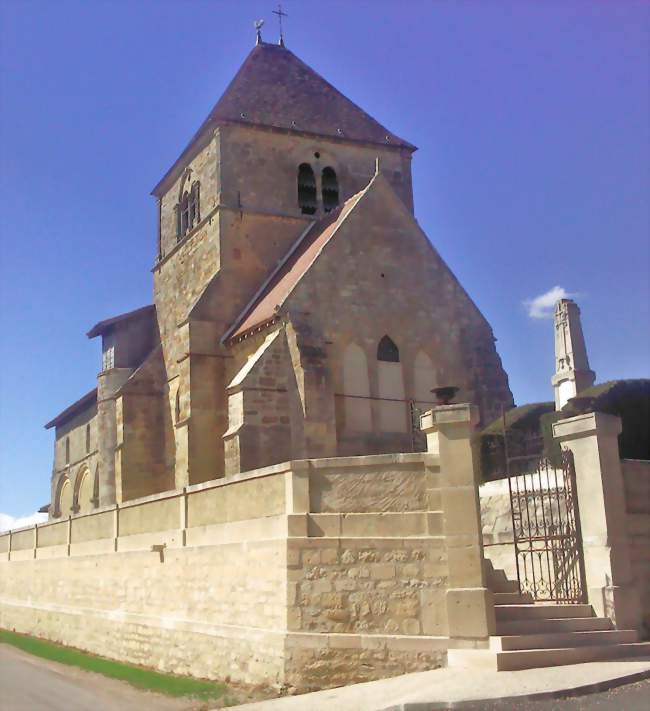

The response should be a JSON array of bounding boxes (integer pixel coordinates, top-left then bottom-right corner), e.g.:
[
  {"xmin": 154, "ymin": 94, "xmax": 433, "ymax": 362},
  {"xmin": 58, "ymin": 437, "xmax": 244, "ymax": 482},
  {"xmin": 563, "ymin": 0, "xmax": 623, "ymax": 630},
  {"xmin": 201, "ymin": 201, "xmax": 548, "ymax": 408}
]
[{"xmin": 45, "ymin": 39, "xmax": 513, "ymax": 518}]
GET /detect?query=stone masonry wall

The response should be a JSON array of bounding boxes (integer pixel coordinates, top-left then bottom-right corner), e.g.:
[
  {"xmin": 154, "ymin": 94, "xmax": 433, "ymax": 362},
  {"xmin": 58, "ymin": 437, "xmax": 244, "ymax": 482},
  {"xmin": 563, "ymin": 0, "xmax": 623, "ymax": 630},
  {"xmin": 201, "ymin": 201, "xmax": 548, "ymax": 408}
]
[
  {"xmin": 224, "ymin": 330, "xmax": 294, "ymax": 475},
  {"xmin": 622, "ymin": 459, "xmax": 650, "ymax": 636},
  {"xmin": 51, "ymin": 401, "xmax": 99, "ymax": 518},
  {"xmin": 0, "ymin": 542, "xmax": 287, "ymax": 685},
  {"xmin": 279, "ymin": 173, "xmax": 512, "ymax": 438},
  {"xmin": 288, "ymin": 537, "xmax": 448, "ymax": 636}
]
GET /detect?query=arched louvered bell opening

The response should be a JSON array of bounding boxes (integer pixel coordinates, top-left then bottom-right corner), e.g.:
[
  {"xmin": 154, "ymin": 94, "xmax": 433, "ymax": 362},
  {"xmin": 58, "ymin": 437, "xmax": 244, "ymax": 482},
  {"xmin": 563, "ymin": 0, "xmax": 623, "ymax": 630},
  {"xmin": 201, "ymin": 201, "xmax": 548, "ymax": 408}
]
[
  {"xmin": 298, "ymin": 163, "xmax": 317, "ymax": 215},
  {"xmin": 322, "ymin": 166, "xmax": 339, "ymax": 213}
]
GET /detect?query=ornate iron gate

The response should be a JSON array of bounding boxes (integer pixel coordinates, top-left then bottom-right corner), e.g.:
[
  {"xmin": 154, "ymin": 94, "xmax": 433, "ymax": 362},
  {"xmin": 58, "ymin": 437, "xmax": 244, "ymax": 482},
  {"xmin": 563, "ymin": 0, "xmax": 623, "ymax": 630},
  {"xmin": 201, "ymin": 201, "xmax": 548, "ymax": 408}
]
[{"xmin": 507, "ymin": 450, "xmax": 587, "ymax": 603}]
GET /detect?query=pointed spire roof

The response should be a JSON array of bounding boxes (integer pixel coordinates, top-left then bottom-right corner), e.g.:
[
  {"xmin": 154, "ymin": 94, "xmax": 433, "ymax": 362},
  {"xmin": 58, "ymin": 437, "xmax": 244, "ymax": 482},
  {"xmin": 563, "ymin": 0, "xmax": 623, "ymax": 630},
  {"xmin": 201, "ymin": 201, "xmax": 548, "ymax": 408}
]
[{"xmin": 152, "ymin": 43, "xmax": 415, "ymax": 196}]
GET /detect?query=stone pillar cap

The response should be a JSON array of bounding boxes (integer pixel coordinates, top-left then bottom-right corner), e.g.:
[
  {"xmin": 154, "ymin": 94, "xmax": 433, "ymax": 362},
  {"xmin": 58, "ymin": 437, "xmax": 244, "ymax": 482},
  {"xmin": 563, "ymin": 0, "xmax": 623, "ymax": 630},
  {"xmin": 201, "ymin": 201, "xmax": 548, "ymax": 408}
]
[
  {"xmin": 553, "ymin": 410, "xmax": 622, "ymax": 440},
  {"xmin": 420, "ymin": 403, "xmax": 479, "ymax": 432}
]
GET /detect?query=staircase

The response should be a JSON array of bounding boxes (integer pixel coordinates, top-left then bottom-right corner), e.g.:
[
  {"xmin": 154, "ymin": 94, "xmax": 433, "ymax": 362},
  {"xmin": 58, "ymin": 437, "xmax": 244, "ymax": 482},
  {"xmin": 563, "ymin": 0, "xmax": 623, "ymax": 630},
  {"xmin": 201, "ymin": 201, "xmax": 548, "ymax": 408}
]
[{"xmin": 448, "ymin": 560, "xmax": 650, "ymax": 671}]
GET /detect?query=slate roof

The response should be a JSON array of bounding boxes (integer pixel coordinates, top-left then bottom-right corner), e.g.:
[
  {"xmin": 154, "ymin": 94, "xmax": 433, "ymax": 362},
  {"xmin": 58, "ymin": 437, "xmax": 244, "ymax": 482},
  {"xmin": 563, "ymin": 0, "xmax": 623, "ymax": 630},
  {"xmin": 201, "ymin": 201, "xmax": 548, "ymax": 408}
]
[
  {"xmin": 224, "ymin": 182, "xmax": 369, "ymax": 342},
  {"xmin": 152, "ymin": 43, "xmax": 414, "ymax": 196},
  {"xmin": 86, "ymin": 305, "xmax": 155, "ymax": 339},
  {"xmin": 45, "ymin": 388, "xmax": 97, "ymax": 430}
]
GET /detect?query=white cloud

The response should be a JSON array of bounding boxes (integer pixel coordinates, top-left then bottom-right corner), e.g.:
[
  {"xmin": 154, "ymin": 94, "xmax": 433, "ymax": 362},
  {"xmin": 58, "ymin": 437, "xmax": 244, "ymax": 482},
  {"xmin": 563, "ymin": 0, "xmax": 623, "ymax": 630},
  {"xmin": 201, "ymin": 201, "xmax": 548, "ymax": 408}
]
[
  {"xmin": 0, "ymin": 511, "xmax": 48, "ymax": 533},
  {"xmin": 524, "ymin": 285, "xmax": 575, "ymax": 319}
]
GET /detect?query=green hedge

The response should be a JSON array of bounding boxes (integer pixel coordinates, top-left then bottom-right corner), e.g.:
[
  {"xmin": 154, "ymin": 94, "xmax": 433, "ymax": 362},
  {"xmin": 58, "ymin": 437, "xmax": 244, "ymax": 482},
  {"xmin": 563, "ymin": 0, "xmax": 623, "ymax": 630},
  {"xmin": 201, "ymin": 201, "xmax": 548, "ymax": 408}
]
[
  {"xmin": 551, "ymin": 379, "xmax": 650, "ymax": 460},
  {"xmin": 479, "ymin": 379, "xmax": 650, "ymax": 480},
  {"xmin": 479, "ymin": 402, "xmax": 554, "ymax": 481}
]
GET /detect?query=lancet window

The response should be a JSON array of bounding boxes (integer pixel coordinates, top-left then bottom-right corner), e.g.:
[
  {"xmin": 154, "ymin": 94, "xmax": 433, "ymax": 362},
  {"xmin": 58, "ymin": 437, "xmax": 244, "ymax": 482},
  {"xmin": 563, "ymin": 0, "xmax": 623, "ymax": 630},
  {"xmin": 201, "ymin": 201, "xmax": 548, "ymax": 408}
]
[
  {"xmin": 175, "ymin": 181, "xmax": 201, "ymax": 241},
  {"xmin": 377, "ymin": 335, "xmax": 400, "ymax": 363}
]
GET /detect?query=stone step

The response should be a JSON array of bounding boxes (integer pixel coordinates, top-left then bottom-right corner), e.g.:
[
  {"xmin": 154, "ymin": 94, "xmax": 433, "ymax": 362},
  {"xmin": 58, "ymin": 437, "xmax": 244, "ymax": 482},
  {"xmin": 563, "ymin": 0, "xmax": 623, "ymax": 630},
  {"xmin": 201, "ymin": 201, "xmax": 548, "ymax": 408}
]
[
  {"xmin": 448, "ymin": 641, "xmax": 650, "ymax": 671},
  {"xmin": 483, "ymin": 560, "xmax": 520, "ymax": 594},
  {"xmin": 495, "ymin": 603, "xmax": 593, "ymax": 621},
  {"xmin": 493, "ymin": 591, "xmax": 534, "ymax": 605},
  {"xmin": 490, "ymin": 629, "xmax": 638, "ymax": 651},
  {"xmin": 497, "ymin": 616, "xmax": 613, "ymax": 635},
  {"xmin": 495, "ymin": 579, "xmax": 520, "ymax": 594}
]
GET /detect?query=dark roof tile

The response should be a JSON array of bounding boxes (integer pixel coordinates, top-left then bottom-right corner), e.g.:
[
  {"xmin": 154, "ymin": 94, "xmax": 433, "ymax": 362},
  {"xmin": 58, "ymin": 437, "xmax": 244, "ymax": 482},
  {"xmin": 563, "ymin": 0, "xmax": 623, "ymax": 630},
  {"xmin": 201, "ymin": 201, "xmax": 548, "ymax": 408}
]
[{"xmin": 153, "ymin": 44, "xmax": 414, "ymax": 195}]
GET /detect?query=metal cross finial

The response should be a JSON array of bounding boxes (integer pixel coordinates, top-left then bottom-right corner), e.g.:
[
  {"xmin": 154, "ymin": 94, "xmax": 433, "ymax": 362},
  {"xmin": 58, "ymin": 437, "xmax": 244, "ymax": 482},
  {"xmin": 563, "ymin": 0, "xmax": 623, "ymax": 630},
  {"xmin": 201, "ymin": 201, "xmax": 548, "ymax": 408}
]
[
  {"xmin": 272, "ymin": 4, "xmax": 288, "ymax": 47},
  {"xmin": 254, "ymin": 19, "xmax": 264, "ymax": 45}
]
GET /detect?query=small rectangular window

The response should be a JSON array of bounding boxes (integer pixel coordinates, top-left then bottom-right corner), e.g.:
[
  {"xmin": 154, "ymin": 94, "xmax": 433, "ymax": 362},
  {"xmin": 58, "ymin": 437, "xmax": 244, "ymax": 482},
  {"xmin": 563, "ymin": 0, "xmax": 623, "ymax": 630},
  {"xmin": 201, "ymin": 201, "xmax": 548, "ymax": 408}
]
[{"xmin": 102, "ymin": 333, "xmax": 115, "ymax": 371}]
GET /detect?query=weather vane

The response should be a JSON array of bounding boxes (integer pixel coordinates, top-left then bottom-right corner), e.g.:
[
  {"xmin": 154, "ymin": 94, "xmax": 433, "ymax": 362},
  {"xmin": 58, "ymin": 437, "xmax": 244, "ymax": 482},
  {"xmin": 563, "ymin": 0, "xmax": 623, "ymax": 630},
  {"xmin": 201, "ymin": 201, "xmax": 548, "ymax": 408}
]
[
  {"xmin": 272, "ymin": 4, "xmax": 288, "ymax": 47},
  {"xmin": 254, "ymin": 19, "xmax": 264, "ymax": 45}
]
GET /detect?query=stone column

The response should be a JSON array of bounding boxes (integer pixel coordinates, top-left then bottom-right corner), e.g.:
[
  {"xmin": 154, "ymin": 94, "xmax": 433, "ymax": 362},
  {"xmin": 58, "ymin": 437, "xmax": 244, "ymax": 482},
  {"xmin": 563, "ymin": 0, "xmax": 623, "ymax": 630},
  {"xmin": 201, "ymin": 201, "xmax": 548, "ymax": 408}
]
[
  {"xmin": 421, "ymin": 403, "xmax": 495, "ymax": 641},
  {"xmin": 553, "ymin": 412, "xmax": 641, "ymax": 630},
  {"xmin": 551, "ymin": 299, "xmax": 595, "ymax": 410}
]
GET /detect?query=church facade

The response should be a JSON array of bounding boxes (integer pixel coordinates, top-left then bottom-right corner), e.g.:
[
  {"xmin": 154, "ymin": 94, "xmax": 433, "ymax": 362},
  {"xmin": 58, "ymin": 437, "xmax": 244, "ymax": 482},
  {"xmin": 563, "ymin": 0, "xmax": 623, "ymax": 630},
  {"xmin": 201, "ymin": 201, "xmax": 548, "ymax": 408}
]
[{"xmin": 45, "ymin": 41, "xmax": 513, "ymax": 518}]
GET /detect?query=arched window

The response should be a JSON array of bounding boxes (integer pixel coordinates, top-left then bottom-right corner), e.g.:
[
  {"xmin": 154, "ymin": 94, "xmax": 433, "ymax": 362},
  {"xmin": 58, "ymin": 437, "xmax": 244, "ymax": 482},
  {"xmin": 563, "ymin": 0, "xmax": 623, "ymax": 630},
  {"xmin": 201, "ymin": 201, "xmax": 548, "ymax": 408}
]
[
  {"xmin": 74, "ymin": 467, "xmax": 93, "ymax": 514},
  {"xmin": 65, "ymin": 436, "xmax": 70, "ymax": 465},
  {"xmin": 175, "ymin": 177, "xmax": 201, "ymax": 241},
  {"xmin": 322, "ymin": 167, "xmax": 339, "ymax": 212},
  {"xmin": 85, "ymin": 424, "xmax": 91, "ymax": 453},
  {"xmin": 56, "ymin": 477, "xmax": 72, "ymax": 518},
  {"xmin": 179, "ymin": 191, "xmax": 190, "ymax": 237},
  {"xmin": 297, "ymin": 163, "xmax": 317, "ymax": 215},
  {"xmin": 377, "ymin": 335, "xmax": 399, "ymax": 363}
]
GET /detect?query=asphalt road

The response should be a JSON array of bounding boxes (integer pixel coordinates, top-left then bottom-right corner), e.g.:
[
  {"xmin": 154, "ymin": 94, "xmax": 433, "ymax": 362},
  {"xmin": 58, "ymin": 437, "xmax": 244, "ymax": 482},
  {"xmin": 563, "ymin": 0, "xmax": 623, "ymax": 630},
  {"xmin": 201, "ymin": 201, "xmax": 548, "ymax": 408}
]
[
  {"xmin": 0, "ymin": 644, "xmax": 200, "ymax": 711},
  {"xmin": 1, "ymin": 642, "xmax": 649, "ymax": 711}
]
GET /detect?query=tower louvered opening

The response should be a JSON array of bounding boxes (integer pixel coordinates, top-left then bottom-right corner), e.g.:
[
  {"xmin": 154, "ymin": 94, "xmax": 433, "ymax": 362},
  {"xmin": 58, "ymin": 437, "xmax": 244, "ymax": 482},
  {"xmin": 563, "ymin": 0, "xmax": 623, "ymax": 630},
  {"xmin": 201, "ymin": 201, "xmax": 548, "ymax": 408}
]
[
  {"xmin": 322, "ymin": 167, "xmax": 339, "ymax": 212},
  {"xmin": 298, "ymin": 163, "xmax": 317, "ymax": 215}
]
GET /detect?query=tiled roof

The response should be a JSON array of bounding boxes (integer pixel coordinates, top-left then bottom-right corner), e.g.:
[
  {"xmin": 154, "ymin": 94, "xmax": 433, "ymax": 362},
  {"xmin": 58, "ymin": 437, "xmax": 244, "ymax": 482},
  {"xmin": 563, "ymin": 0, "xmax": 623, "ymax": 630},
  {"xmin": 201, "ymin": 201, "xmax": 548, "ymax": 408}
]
[
  {"xmin": 86, "ymin": 305, "xmax": 155, "ymax": 339},
  {"xmin": 225, "ymin": 184, "xmax": 368, "ymax": 342},
  {"xmin": 45, "ymin": 388, "xmax": 97, "ymax": 430},
  {"xmin": 152, "ymin": 43, "xmax": 414, "ymax": 195}
]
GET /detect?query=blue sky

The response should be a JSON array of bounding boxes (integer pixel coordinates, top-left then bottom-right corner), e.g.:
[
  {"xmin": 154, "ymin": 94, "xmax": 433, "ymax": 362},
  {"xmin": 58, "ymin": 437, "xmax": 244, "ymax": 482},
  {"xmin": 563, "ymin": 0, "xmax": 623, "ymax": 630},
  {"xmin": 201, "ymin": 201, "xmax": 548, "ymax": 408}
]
[{"xmin": 1, "ymin": 1, "xmax": 648, "ymax": 519}]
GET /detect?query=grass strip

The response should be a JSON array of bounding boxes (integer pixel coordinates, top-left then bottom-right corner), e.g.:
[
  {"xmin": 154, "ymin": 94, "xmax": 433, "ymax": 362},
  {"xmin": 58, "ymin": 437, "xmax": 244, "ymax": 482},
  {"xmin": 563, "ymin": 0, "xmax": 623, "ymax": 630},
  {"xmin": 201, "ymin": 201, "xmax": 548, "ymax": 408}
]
[{"xmin": 0, "ymin": 629, "xmax": 228, "ymax": 701}]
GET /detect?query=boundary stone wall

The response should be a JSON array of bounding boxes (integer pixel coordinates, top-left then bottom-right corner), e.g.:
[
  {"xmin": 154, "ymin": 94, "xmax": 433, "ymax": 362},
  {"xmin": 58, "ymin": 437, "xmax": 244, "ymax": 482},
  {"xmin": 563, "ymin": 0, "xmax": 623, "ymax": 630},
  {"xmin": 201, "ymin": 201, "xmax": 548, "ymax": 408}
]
[{"xmin": 0, "ymin": 452, "xmax": 470, "ymax": 691}]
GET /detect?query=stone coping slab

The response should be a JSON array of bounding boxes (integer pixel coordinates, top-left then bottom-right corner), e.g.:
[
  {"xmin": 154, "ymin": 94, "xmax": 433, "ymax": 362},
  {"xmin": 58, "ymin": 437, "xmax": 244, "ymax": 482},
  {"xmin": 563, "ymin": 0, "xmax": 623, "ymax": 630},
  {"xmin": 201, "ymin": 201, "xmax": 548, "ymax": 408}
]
[
  {"xmin": 0, "ymin": 452, "xmax": 440, "ymax": 537},
  {"xmin": 229, "ymin": 659, "xmax": 650, "ymax": 711}
]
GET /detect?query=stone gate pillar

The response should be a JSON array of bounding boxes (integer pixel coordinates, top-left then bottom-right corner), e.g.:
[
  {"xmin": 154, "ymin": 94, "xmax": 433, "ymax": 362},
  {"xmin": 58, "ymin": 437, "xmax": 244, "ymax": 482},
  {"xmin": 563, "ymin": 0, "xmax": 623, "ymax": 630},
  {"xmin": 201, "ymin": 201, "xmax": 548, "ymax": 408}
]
[
  {"xmin": 553, "ymin": 411, "xmax": 642, "ymax": 630},
  {"xmin": 421, "ymin": 403, "xmax": 495, "ymax": 642}
]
